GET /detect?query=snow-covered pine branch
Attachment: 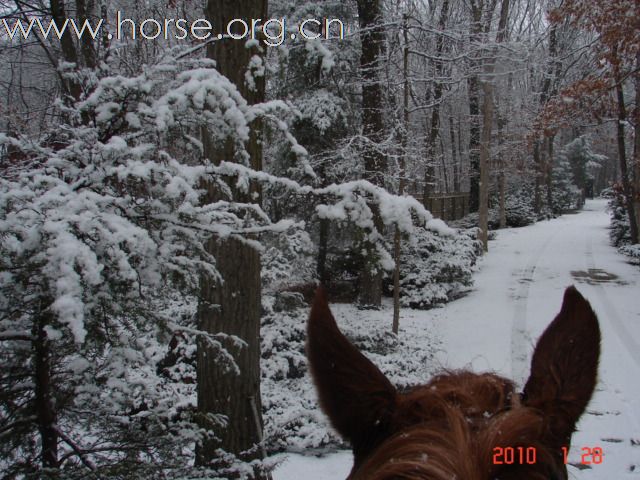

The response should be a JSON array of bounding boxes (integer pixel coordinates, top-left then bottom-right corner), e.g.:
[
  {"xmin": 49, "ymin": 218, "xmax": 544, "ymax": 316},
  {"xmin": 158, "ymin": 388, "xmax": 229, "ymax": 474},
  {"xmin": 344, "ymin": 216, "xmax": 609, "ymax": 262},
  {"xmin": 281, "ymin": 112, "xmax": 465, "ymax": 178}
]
[{"xmin": 0, "ymin": 48, "xmax": 446, "ymax": 477}]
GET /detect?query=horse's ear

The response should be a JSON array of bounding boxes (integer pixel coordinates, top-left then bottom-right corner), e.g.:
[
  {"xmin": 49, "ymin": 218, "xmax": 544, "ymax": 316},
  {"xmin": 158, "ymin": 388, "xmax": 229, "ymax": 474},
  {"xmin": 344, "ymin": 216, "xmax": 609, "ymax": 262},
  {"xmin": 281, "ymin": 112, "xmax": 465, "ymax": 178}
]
[
  {"xmin": 523, "ymin": 286, "xmax": 600, "ymax": 444},
  {"xmin": 307, "ymin": 287, "xmax": 397, "ymax": 463}
]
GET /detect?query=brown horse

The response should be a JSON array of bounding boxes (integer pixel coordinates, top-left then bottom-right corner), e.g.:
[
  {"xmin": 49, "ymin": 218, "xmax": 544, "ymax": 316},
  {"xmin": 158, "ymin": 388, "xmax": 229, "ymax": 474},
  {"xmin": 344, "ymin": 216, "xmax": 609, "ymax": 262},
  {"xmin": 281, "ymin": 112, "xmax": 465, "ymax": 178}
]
[{"xmin": 306, "ymin": 286, "xmax": 600, "ymax": 479}]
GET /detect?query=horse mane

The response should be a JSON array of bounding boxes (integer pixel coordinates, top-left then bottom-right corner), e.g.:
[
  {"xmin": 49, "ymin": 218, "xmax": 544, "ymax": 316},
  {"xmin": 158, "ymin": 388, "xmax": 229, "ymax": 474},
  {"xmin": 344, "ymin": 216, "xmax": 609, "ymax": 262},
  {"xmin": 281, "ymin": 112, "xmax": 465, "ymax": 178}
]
[
  {"xmin": 307, "ymin": 286, "xmax": 600, "ymax": 480},
  {"xmin": 353, "ymin": 372, "xmax": 561, "ymax": 479}
]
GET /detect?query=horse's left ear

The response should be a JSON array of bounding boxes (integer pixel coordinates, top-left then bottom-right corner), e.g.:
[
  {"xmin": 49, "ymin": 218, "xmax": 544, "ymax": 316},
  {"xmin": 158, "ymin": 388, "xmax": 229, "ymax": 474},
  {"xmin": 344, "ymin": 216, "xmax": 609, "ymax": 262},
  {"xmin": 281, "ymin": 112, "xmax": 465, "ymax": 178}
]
[
  {"xmin": 523, "ymin": 286, "xmax": 600, "ymax": 445},
  {"xmin": 307, "ymin": 287, "xmax": 397, "ymax": 465}
]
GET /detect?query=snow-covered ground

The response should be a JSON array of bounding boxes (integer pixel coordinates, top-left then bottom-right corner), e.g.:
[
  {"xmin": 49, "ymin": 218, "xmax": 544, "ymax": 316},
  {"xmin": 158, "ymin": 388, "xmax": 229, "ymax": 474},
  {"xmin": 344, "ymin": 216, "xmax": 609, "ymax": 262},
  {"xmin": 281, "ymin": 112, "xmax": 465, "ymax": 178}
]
[{"xmin": 273, "ymin": 199, "xmax": 640, "ymax": 479}]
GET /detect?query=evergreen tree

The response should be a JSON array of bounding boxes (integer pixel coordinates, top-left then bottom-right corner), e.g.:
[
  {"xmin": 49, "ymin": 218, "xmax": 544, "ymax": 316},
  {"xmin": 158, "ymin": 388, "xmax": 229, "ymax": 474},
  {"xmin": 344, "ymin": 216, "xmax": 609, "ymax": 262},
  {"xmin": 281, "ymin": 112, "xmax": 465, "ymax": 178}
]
[
  {"xmin": 549, "ymin": 136, "xmax": 605, "ymax": 213},
  {"xmin": 551, "ymin": 146, "xmax": 582, "ymax": 213}
]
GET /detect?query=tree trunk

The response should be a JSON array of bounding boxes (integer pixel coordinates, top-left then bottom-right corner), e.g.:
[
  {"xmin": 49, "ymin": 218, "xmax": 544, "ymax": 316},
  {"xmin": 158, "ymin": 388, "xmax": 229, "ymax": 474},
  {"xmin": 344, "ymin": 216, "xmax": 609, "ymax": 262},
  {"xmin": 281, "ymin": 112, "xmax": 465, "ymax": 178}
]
[
  {"xmin": 546, "ymin": 136, "xmax": 555, "ymax": 211},
  {"xmin": 49, "ymin": 0, "xmax": 82, "ymax": 103},
  {"xmin": 393, "ymin": 13, "xmax": 410, "ymax": 334},
  {"xmin": 450, "ymin": 115, "xmax": 460, "ymax": 192},
  {"xmin": 496, "ymin": 101, "xmax": 506, "ymax": 229},
  {"xmin": 197, "ymin": 1, "xmax": 270, "ymax": 476},
  {"xmin": 634, "ymin": 51, "xmax": 640, "ymax": 242},
  {"xmin": 357, "ymin": 0, "xmax": 386, "ymax": 308},
  {"xmin": 468, "ymin": 78, "xmax": 481, "ymax": 212},
  {"xmin": 467, "ymin": 1, "xmax": 484, "ymax": 213},
  {"xmin": 533, "ymin": 22, "xmax": 560, "ymax": 215},
  {"xmin": 533, "ymin": 140, "xmax": 543, "ymax": 213},
  {"xmin": 392, "ymin": 228, "xmax": 401, "ymax": 332},
  {"xmin": 316, "ymin": 159, "xmax": 329, "ymax": 285},
  {"xmin": 546, "ymin": 30, "xmax": 563, "ymax": 224},
  {"xmin": 197, "ymin": 237, "xmax": 264, "ymax": 467},
  {"xmin": 76, "ymin": 0, "xmax": 97, "ymax": 70},
  {"xmin": 34, "ymin": 309, "xmax": 58, "ymax": 470},
  {"xmin": 317, "ymin": 217, "xmax": 329, "ymax": 286},
  {"xmin": 499, "ymin": 170, "xmax": 506, "ymax": 228},
  {"xmin": 496, "ymin": 89, "xmax": 507, "ymax": 229},
  {"xmin": 613, "ymin": 47, "xmax": 639, "ymax": 244},
  {"xmin": 477, "ymin": 0, "xmax": 509, "ymax": 250},
  {"xmin": 49, "ymin": 0, "xmax": 95, "ymax": 126},
  {"xmin": 425, "ymin": 0, "xmax": 451, "ymax": 198},
  {"xmin": 479, "ymin": 80, "xmax": 493, "ymax": 251}
]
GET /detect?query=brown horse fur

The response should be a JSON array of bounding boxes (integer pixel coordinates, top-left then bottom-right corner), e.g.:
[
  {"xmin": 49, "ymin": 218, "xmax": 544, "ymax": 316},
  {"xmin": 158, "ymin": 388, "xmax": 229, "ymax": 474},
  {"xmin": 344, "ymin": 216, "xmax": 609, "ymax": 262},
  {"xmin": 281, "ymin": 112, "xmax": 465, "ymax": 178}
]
[{"xmin": 306, "ymin": 286, "xmax": 600, "ymax": 479}]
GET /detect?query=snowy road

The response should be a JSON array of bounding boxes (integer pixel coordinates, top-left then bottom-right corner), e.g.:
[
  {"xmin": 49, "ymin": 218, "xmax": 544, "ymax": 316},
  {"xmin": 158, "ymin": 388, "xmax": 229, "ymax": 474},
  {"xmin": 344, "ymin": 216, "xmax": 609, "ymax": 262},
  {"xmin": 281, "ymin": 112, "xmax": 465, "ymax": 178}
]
[{"xmin": 273, "ymin": 199, "xmax": 640, "ymax": 479}]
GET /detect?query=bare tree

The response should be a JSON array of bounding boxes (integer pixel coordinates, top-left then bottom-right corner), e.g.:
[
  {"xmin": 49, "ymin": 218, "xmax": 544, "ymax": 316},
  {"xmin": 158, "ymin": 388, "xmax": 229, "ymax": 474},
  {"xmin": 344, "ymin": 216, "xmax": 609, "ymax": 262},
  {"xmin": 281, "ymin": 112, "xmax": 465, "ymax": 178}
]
[
  {"xmin": 478, "ymin": 0, "xmax": 510, "ymax": 251},
  {"xmin": 424, "ymin": 0, "xmax": 451, "ymax": 199},
  {"xmin": 612, "ymin": 44, "xmax": 639, "ymax": 244},
  {"xmin": 393, "ymin": 11, "xmax": 410, "ymax": 334},
  {"xmin": 467, "ymin": 0, "xmax": 486, "ymax": 213}
]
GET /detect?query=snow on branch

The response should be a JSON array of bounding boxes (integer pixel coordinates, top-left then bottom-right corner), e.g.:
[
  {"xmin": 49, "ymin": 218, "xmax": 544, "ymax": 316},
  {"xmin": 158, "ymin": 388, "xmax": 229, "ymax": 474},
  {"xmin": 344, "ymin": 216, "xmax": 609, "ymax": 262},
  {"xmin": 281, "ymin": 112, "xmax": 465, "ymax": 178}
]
[
  {"xmin": 212, "ymin": 160, "xmax": 454, "ymax": 238},
  {"xmin": 1, "ymin": 53, "xmax": 450, "ymax": 351},
  {"xmin": 0, "ymin": 331, "xmax": 35, "ymax": 342}
]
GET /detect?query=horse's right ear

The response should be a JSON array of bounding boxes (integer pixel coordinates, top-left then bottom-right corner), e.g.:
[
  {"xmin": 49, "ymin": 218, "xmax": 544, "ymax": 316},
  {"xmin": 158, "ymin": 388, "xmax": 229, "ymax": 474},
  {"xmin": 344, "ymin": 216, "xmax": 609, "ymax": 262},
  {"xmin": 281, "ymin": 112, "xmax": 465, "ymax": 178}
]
[
  {"xmin": 307, "ymin": 287, "xmax": 397, "ymax": 464},
  {"xmin": 523, "ymin": 286, "xmax": 600, "ymax": 446}
]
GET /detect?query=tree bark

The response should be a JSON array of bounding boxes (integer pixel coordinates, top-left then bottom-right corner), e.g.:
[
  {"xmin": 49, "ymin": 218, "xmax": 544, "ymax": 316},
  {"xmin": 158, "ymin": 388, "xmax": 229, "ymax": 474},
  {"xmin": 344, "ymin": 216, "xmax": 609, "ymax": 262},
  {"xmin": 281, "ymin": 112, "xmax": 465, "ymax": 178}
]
[
  {"xmin": 356, "ymin": 0, "xmax": 386, "ymax": 308},
  {"xmin": 76, "ymin": 0, "xmax": 97, "ymax": 70},
  {"xmin": 197, "ymin": 237, "xmax": 264, "ymax": 466},
  {"xmin": 197, "ymin": 1, "xmax": 269, "ymax": 476},
  {"xmin": 357, "ymin": 0, "xmax": 387, "ymax": 188}
]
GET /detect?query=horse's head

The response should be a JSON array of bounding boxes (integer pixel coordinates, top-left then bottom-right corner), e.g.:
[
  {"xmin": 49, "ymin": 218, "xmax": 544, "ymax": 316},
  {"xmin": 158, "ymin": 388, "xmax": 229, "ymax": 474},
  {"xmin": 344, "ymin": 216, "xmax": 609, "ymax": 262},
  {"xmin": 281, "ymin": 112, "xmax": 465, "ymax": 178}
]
[{"xmin": 306, "ymin": 286, "xmax": 600, "ymax": 479}]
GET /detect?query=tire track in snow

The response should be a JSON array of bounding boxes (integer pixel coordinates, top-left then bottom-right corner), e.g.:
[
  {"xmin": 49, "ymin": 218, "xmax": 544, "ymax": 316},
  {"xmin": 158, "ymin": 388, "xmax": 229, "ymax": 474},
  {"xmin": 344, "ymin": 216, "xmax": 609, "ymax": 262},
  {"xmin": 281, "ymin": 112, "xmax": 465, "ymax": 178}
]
[
  {"xmin": 511, "ymin": 233, "xmax": 555, "ymax": 384},
  {"xmin": 585, "ymin": 237, "xmax": 640, "ymax": 367}
]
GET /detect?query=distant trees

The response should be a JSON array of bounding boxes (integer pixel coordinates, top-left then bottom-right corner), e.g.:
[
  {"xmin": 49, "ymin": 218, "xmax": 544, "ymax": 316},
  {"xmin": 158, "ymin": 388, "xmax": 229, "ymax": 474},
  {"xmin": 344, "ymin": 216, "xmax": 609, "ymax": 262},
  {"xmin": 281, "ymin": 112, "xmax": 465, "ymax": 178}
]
[
  {"xmin": 543, "ymin": 0, "xmax": 640, "ymax": 243},
  {"xmin": 552, "ymin": 145, "xmax": 583, "ymax": 213}
]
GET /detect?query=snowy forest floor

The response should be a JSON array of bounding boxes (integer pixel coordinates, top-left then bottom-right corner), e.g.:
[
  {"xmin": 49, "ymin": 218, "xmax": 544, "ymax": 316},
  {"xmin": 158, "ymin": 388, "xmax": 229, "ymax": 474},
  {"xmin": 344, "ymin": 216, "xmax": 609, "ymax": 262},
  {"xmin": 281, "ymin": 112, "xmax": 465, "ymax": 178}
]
[{"xmin": 272, "ymin": 198, "xmax": 640, "ymax": 479}]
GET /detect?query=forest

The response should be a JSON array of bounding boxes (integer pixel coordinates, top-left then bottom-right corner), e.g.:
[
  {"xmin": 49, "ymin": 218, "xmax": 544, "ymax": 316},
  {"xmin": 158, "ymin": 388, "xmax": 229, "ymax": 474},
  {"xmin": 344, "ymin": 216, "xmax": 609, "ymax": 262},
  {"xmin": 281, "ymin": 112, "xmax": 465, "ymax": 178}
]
[{"xmin": 1, "ymin": 0, "xmax": 639, "ymax": 478}]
